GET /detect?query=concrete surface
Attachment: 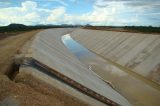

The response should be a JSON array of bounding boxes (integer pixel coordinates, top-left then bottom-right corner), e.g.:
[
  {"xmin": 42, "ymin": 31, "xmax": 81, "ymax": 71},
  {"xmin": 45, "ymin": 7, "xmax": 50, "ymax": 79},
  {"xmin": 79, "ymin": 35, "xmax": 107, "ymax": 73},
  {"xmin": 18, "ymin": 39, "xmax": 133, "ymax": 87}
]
[
  {"xmin": 18, "ymin": 28, "xmax": 160, "ymax": 106},
  {"xmin": 21, "ymin": 28, "xmax": 131, "ymax": 106},
  {"xmin": 19, "ymin": 66, "xmax": 105, "ymax": 106},
  {"xmin": 70, "ymin": 29, "xmax": 160, "ymax": 84},
  {"xmin": 62, "ymin": 34, "xmax": 160, "ymax": 106}
]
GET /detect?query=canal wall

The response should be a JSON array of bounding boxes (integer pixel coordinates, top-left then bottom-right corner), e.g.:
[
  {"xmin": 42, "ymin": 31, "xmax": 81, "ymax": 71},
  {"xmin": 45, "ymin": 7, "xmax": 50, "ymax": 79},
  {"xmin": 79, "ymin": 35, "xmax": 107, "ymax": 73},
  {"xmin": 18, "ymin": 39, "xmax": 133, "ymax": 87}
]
[
  {"xmin": 19, "ymin": 28, "xmax": 131, "ymax": 106},
  {"xmin": 70, "ymin": 29, "xmax": 160, "ymax": 84}
]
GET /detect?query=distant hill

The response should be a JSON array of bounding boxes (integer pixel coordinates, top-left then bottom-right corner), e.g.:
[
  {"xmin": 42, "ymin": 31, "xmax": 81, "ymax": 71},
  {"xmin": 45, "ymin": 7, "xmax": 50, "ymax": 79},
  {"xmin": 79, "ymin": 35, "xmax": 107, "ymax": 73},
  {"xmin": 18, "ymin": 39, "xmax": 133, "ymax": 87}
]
[
  {"xmin": 7, "ymin": 23, "xmax": 27, "ymax": 28},
  {"xmin": 0, "ymin": 23, "xmax": 78, "ymax": 33},
  {"xmin": 0, "ymin": 24, "xmax": 30, "ymax": 32}
]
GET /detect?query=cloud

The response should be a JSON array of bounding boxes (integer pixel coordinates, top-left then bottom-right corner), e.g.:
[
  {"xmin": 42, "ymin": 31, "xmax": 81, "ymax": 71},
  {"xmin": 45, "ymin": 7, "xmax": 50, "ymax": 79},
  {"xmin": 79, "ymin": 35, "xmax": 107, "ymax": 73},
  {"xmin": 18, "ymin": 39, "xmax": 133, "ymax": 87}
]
[
  {"xmin": 91, "ymin": 1, "xmax": 136, "ymax": 25},
  {"xmin": 47, "ymin": 7, "xmax": 65, "ymax": 24},
  {"xmin": 0, "ymin": 0, "xmax": 159, "ymax": 26},
  {"xmin": 0, "ymin": 1, "xmax": 66, "ymax": 25},
  {"xmin": 0, "ymin": 0, "xmax": 143, "ymax": 26},
  {"xmin": 22, "ymin": 1, "xmax": 37, "ymax": 10},
  {"xmin": 92, "ymin": 0, "xmax": 160, "ymax": 26},
  {"xmin": 0, "ymin": 1, "xmax": 41, "ymax": 25}
]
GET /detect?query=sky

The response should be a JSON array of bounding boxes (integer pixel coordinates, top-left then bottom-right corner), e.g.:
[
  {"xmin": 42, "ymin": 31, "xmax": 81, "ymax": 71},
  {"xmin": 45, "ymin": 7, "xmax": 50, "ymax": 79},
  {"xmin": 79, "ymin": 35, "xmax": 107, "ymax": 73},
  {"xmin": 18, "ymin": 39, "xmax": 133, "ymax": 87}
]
[{"xmin": 0, "ymin": 0, "xmax": 160, "ymax": 26}]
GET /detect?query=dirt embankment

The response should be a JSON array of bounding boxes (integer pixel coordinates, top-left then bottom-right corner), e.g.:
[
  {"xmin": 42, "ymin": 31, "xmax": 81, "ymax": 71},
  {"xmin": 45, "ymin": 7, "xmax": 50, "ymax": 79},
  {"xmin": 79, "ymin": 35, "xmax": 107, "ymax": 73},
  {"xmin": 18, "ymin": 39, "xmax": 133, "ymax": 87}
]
[
  {"xmin": 0, "ymin": 73, "xmax": 89, "ymax": 106},
  {"xmin": 0, "ymin": 30, "xmax": 40, "ymax": 75},
  {"xmin": 0, "ymin": 32, "xmax": 21, "ymax": 40},
  {"xmin": 0, "ymin": 30, "xmax": 89, "ymax": 106}
]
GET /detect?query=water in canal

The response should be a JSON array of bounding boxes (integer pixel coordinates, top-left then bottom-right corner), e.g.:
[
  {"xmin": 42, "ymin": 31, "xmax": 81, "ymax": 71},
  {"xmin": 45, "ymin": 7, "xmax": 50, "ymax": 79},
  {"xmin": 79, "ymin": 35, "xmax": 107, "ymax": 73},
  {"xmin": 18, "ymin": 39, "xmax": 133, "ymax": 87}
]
[{"xmin": 62, "ymin": 34, "xmax": 160, "ymax": 106}]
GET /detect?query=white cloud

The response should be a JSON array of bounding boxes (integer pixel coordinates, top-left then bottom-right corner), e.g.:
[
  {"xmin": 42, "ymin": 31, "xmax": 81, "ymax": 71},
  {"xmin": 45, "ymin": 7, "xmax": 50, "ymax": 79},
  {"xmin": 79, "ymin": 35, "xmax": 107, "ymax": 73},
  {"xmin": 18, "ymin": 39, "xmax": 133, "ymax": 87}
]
[
  {"xmin": 0, "ymin": 1, "xmax": 66, "ymax": 25},
  {"xmin": 22, "ymin": 1, "xmax": 37, "ymax": 10},
  {"xmin": 47, "ymin": 7, "xmax": 65, "ymax": 24},
  {"xmin": 0, "ymin": 1, "xmax": 40, "ymax": 25},
  {"xmin": 58, "ymin": 0, "xmax": 141, "ymax": 26},
  {"xmin": 0, "ymin": 0, "xmax": 140, "ymax": 26},
  {"xmin": 0, "ymin": 0, "xmax": 159, "ymax": 26}
]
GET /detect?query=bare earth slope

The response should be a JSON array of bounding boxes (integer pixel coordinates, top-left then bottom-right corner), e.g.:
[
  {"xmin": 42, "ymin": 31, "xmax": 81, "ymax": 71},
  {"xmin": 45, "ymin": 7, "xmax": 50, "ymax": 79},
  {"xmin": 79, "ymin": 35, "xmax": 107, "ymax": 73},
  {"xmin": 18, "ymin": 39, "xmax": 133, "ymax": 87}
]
[
  {"xmin": 0, "ymin": 30, "xmax": 39, "ymax": 75},
  {"xmin": 0, "ymin": 30, "xmax": 89, "ymax": 106}
]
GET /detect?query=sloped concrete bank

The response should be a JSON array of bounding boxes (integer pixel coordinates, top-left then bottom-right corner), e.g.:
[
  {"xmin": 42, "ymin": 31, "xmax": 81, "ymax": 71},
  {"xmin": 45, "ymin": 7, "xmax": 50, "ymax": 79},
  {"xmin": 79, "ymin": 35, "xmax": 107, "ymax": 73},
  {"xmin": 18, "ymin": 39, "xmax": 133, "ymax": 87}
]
[
  {"xmin": 71, "ymin": 29, "xmax": 160, "ymax": 84},
  {"xmin": 64, "ymin": 33, "xmax": 160, "ymax": 106},
  {"xmin": 17, "ymin": 28, "xmax": 131, "ymax": 106},
  {"xmin": 0, "ymin": 30, "xmax": 89, "ymax": 106},
  {"xmin": 13, "ymin": 28, "xmax": 160, "ymax": 106}
]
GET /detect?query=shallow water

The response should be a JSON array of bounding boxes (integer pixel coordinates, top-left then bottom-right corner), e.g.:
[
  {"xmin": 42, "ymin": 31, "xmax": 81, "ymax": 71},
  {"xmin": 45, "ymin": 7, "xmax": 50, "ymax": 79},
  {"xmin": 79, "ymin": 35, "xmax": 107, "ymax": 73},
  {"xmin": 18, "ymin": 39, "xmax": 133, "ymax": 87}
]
[
  {"xmin": 62, "ymin": 34, "xmax": 93, "ymax": 58},
  {"xmin": 62, "ymin": 34, "xmax": 160, "ymax": 106}
]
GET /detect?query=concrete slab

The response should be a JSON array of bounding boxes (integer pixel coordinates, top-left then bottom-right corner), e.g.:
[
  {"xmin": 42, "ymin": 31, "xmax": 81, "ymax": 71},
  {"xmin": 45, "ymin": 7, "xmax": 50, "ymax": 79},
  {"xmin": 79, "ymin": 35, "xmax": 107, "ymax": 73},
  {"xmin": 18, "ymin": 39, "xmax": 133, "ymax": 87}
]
[
  {"xmin": 22, "ymin": 28, "xmax": 131, "ymax": 106},
  {"xmin": 70, "ymin": 29, "xmax": 160, "ymax": 84}
]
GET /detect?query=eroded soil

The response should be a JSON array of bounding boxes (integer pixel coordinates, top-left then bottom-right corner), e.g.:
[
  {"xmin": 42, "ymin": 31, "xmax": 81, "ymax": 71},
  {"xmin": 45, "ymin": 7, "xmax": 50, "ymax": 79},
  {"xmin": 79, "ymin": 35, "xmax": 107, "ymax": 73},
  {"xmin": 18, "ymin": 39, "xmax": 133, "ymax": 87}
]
[{"xmin": 0, "ymin": 30, "xmax": 89, "ymax": 106}]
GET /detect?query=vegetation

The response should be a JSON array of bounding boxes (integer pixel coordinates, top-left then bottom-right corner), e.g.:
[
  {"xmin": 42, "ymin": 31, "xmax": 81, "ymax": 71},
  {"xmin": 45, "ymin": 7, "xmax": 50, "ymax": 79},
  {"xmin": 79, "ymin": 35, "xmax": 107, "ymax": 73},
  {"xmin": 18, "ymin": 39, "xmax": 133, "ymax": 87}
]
[
  {"xmin": 0, "ymin": 23, "xmax": 78, "ymax": 33},
  {"xmin": 0, "ymin": 23, "xmax": 160, "ymax": 34},
  {"xmin": 84, "ymin": 26, "xmax": 160, "ymax": 34},
  {"xmin": 124, "ymin": 26, "xmax": 160, "ymax": 33}
]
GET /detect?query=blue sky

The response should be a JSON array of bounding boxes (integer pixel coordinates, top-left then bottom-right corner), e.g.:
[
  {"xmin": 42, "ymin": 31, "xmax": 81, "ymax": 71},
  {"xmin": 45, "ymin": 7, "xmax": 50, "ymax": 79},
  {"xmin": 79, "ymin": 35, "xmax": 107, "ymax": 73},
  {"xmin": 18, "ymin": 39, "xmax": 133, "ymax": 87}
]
[{"xmin": 0, "ymin": 0, "xmax": 160, "ymax": 26}]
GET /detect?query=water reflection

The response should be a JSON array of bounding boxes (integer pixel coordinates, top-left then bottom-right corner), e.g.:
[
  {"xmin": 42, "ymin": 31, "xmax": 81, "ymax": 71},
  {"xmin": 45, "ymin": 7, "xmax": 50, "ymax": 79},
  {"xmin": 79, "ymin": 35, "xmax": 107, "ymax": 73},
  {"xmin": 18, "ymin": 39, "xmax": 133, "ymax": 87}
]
[
  {"xmin": 62, "ymin": 34, "xmax": 93, "ymax": 58},
  {"xmin": 62, "ymin": 34, "xmax": 127, "ymax": 77},
  {"xmin": 62, "ymin": 34, "xmax": 160, "ymax": 106}
]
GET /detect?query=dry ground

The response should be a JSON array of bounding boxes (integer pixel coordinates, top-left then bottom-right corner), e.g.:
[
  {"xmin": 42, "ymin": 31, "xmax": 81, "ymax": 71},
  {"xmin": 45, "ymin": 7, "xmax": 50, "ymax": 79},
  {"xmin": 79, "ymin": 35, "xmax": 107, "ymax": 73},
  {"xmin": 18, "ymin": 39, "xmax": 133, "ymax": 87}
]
[
  {"xmin": 0, "ymin": 30, "xmax": 89, "ymax": 106},
  {"xmin": 0, "ymin": 30, "xmax": 39, "ymax": 75}
]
